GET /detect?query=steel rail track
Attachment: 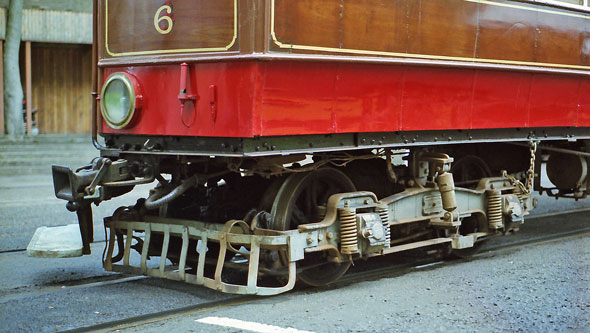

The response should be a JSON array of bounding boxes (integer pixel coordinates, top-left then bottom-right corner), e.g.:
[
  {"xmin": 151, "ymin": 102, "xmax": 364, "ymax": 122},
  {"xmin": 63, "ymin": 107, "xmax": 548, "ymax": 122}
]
[
  {"xmin": 56, "ymin": 224, "xmax": 590, "ymax": 333},
  {"xmin": 62, "ymin": 296, "xmax": 257, "ymax": 333},
  {"xmin": 0, "ymin": 248, "xmax": 26, "ymax": 254},
  {"xmin": 474, "ymin": 228, "xmax": 590, "ymax": 258},
  {"xmin": 526, "ymin": 207, "xmax": 590, "ymax": 220},
  {"xmin": 0, "ymin": 275, "xmax": 148, "ymax": 305},
  {"xmin": 335, "ymin": 228, "xmax": 590, "ymax": 289}
]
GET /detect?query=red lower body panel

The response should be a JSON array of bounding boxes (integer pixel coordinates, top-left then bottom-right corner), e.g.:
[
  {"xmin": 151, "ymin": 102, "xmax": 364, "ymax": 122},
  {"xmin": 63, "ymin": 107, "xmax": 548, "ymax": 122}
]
[{"xmin": 101, "ymin": 61, "xmax": 590, "ymax": 137}]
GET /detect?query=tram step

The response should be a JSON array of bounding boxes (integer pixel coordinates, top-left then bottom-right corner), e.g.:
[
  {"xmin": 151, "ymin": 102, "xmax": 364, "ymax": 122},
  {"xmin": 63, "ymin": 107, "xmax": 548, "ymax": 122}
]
[{"xmin": 27, "ymin": 224, "xmax": 83, "ymax": 258}]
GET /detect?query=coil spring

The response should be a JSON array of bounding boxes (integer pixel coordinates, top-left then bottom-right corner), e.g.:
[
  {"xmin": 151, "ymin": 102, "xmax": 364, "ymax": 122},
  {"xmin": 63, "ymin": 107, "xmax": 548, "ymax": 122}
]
[
  {"xmin": 339, "ymin": 208, "xmax": 358, "ymax": 254},
  {"xmin": 377, "ymin": 205, "xmax": 391, "ymax": 248},
  {"xmin": 487, "ymin": 189, "xmax": 503, "ymax": 229}
]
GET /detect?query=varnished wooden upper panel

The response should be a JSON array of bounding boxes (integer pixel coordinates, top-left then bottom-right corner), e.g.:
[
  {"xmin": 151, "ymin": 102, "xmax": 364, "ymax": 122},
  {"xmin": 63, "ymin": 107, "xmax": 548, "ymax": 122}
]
[
  {"xmin": 475, "ymin": 3, "xmax": 538, "ymax": 62},
  {"xmin": 102, "ymin": 0, "xmax": 236, "ymax": 58},
  {"xmin": 341, "ymin": 0, "xmax": 408, "ymax": 53},
  {"xmin": 271, "ymin": 0, "xmax": 590, "ymax": 70},
  {"xmin": 98, "ymin": 0, "xmax": 590, "ymax": 71},
  {"xmin": 407, "ymin": 1, "xmax": 479, "ymax": 58},
  {"xmin": 271, "ymin": 0, "xmax": 342, "ymax": 49}
]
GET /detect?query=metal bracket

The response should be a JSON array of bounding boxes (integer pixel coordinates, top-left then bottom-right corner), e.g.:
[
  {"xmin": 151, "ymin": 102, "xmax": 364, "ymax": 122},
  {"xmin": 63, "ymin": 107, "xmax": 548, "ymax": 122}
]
[
  {"xmin": 451, "ymin": 234, "xmax": 475, "ymax": 249},
  {"xmin": 178, "ymin": 63, "xmax": 198, "ymax": 127},
  {"xmin": 85, "ymin": 159, "xmax": 111, "ymax": 195}
]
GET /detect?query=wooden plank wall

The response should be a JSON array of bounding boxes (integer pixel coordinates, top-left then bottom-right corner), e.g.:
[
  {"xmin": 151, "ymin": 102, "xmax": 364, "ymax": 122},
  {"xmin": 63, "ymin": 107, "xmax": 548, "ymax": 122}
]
[{"xmin": 28, "ymin": 43, "xmax": 92, "ymax": 134}]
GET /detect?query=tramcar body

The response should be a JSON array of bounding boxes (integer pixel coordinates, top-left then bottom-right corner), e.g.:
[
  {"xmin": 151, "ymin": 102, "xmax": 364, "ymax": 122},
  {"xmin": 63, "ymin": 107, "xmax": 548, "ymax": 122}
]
[
  {"xmin": 99, "ymin": 0, "xmax": 590, "ymax": 142},
  {"xmin": 47, "ymin": 0, "xmax": 590, "ymax": 295}
]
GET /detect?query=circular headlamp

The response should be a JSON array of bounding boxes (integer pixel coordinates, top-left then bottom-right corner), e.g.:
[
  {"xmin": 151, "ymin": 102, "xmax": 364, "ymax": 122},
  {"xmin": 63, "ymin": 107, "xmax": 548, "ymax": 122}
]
[{"xmin": 100, "ymin": 72, "xmax": 141, "ymax": 129}]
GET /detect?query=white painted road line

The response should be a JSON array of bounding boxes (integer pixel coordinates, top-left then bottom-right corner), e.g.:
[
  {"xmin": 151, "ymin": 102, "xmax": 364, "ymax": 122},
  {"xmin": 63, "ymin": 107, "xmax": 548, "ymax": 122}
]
[{"xmin": 196, "ymin": 316, "xmax": 315, "ymax": 333}]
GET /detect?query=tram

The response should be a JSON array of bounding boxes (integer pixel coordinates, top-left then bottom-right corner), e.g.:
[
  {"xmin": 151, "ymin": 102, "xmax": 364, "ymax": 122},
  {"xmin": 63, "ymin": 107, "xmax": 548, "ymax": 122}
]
[{"xmin": 49, "ymin": 0, "xmax": 590, "ymax": 295}]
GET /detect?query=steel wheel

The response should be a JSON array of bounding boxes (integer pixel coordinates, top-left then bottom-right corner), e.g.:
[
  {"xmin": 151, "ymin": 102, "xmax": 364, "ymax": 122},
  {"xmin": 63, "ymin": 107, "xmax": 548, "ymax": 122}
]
[
  {"xmin": 270, "ymin": 168, "xmax": 356, "ymax": 286},
  {"xmin": 451, "ymin": 155, "xmax": 492, "ymax": 188}
]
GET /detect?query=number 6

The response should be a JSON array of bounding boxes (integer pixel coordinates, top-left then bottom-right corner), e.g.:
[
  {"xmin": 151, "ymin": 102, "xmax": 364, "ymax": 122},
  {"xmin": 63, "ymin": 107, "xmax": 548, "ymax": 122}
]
[{"xmin": 154, "ymin": 5, "xmax": 173, "ymax": 35}]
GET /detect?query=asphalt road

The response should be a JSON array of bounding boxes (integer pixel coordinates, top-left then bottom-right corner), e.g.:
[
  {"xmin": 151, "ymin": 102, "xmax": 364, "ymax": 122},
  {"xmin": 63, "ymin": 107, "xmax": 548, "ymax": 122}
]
[
  {"xmin": 0, "ymin": 210, "xmax": 588, "ymax": 332},
  {"xmin": 128, "ymin": 235, "xmax": 590, "ymax": 333}
]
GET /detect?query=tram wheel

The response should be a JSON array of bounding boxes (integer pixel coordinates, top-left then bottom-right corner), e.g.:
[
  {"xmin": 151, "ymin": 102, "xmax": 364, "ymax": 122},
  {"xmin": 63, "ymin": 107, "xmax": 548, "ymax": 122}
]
[
  {"xmin": 270, "ymin": 168, "xmax": 356, "ymax": 286},
  {"xmin": 451, "ymin": 155, "xmax": 492, "ymax": 188}
]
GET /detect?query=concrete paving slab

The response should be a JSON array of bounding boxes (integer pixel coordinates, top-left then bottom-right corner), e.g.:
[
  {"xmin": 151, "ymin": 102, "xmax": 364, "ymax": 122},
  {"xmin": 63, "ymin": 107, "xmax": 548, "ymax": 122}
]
[{"xmin": 26, "ymin": 225, "xmax": 83, "ymax": 258}]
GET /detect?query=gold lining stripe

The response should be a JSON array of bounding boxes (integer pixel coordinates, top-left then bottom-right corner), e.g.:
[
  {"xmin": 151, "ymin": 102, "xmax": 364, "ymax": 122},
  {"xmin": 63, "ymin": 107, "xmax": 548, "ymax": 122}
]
[
  {"xmin": 270, "ymin": 0, "xmax": 590, "ymax": 71},
  {"xmin": 467, "ymin": 0, "xmax": 590, "ymax": 19},
  {"xmin": 105, "ymin": 0, "xmax": 238, "ymax": 57}
]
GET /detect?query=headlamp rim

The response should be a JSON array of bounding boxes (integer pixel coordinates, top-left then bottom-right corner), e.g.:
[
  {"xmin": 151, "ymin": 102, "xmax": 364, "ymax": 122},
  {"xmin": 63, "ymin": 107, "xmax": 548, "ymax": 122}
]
[{"xmin": 100, "ymin": 72, "xmax": 137, "ymax": 129}]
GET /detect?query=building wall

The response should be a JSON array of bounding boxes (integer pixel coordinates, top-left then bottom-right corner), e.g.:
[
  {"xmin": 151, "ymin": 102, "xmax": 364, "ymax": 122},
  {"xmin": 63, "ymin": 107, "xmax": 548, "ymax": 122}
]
[
  {"xmin": 0, "ymin": 1, "xmax": 93, "ymax": 135},
  {"xmin": 0, "ymin": 8, "xmax": 92, "ymax": 44},
  {"xmin": 29, "ymin": 43, "xmax": 92, "ymax": 134},
  {"xmin": 0, "ymin": 0, "xmax": 91, "ymax": 12}
]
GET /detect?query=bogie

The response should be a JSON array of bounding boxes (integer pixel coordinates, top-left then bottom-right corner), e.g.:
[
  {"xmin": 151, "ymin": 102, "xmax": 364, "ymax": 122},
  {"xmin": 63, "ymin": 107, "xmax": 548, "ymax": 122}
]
[{"xmin": 91, "ymin": 144, "xmax": 556, "ymax": 294}]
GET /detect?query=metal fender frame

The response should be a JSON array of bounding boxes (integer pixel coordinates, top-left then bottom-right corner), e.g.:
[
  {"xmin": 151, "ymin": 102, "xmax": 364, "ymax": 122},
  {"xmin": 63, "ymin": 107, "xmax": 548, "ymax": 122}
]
[{"xmin": 103, "ymin": 217, "xmax": 304, "ymax": 296}]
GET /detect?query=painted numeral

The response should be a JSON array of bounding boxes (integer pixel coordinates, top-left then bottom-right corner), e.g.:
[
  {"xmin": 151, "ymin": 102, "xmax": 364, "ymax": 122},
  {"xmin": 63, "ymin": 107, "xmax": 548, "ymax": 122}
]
[{"xmin": 154, "ymin": 4, "xmax": 173, "ymax": 35}]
